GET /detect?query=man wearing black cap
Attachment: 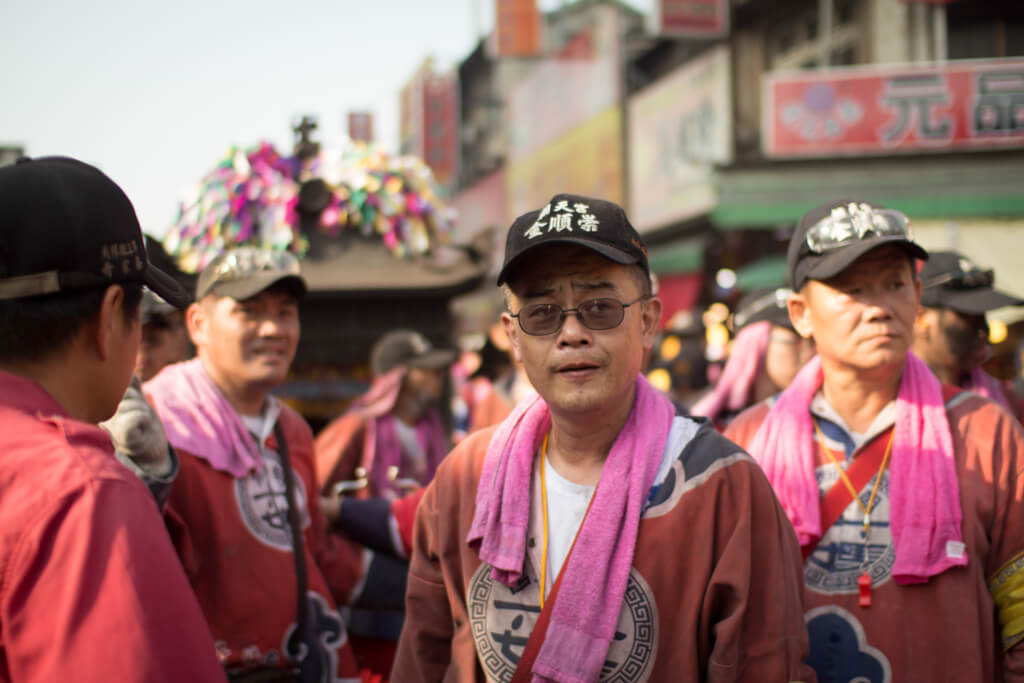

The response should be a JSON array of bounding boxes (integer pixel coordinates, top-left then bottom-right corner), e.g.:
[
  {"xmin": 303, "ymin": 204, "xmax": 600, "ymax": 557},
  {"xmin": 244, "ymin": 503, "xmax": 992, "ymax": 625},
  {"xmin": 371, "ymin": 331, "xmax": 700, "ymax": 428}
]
[
  {"xmin": 726, "ymin": 199, "xmax": 1024, "ymax": 681},
  {"xmin": 145, "ymin": 246, "xmax": 371, "ymax": 681},
  {"xmin": 0, "ymin": 156, "xmax": 224, "ymax": 681},
  {"xmin": 913, "ymin": 250, "xmax": 1024, "ymax": 420},
  {"xmin": 393, "ymin": 193, "xmax": 812, "ymax": 681}
]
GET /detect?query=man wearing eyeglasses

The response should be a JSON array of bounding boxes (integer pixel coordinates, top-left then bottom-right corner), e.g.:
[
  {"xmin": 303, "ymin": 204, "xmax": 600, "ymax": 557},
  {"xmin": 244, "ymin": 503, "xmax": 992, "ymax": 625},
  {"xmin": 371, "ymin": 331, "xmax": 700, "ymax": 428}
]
[
  {"xmin": 145, "ymin": 246, "xmax": 375, "ymax": 682},
  {"xmin": 725, "ymin": 199, "xmax": 1024, "ymax": 681},
  {"xmin": 912, "ymin": 250, "xmax": 1024, "ymax": 422},
  {"xmin": 393, "ymin": 194, "xmax": 813, "ymax": 682}
]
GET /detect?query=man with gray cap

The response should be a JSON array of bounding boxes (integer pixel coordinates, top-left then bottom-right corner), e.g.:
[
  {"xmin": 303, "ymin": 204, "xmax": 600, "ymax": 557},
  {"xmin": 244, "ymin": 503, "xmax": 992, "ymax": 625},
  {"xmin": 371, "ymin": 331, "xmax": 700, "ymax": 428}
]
[
  {"xmin": 912, "ymin": 250, "xmax": 1024, "ymax": 420},
  {"xmin": 393, "ymin": 193, "xmax": 812, "ymax": 681},
  {"xmin": 315, "ymin": 328, "xmax": 456, "ymax": 500},
  {"xmin": 145, "ymin": 246, "xmax": 369, "ymax": 681},
  {"xmin": 726, "ymin": 199, "xmax": 1024, "ymax": 681},
  {"xmin": 0, "ymin": 156, "xmax": 224, "ymax": 681}
]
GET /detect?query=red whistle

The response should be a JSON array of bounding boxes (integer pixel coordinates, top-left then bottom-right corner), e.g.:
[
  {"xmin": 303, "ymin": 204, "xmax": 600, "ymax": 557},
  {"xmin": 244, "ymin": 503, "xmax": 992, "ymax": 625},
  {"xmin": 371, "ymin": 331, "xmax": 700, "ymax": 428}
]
[{"xmin": 858, "ymin": 571, "xmax": 872, "ymax": 608}]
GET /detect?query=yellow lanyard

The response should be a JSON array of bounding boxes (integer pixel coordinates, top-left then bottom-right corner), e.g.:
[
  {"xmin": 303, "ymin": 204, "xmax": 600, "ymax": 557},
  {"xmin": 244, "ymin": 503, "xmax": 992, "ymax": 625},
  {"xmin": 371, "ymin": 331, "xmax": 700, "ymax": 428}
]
[
  {"xmin": 813, "ymin": 419, "xmax": 893, "ymax": 537},
  {"xmin": 539, "ymin": 433, "xmax": 551, "ymax": 609}
]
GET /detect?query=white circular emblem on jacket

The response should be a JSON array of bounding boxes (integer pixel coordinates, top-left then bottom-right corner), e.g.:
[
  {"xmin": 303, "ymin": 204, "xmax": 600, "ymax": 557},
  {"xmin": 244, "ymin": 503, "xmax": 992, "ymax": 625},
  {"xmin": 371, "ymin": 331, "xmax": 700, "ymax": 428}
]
[
  {"xmin": 467, "ymin": 563, "xmax": 658, "ymax": 682},
  {"xmin": 235, "ymin": 451, "xmax": 310, "ymax": 551}
]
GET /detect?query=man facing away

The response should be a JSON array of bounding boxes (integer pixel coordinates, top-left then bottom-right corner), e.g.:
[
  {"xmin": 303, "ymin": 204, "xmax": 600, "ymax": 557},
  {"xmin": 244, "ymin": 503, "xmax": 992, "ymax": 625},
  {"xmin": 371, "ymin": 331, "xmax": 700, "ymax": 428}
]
[
  {"xmin": 393, "ymin": 193, "xmax": 813, "ymax": 682},
  {"xmin": 912, "ymin": 249, "xmax": 1024, "ymax": 421},
  {"xmin": 145, "ymin": 247, "xmax": 403, "ymax": 682},
  {"xmin": 0, "ymin": 156, "xmax": 225, "ymax": 682},
  {"xmin": 726, "ymin": 199, "xmax": 1024, "ymax": 681}
]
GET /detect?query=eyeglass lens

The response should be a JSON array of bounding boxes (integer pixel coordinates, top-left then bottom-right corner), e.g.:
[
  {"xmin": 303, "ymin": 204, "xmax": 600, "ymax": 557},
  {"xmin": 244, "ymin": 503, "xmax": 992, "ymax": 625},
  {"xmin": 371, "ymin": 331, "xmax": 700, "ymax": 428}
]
[{"xmin": 517, "ymin": 298, "xmax": 629, "ymax": 335}]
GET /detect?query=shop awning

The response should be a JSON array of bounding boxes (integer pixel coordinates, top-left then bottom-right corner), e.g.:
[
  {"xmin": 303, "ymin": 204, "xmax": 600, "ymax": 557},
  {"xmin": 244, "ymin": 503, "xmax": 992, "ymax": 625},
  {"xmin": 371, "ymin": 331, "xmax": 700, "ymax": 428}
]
[
  {"xmin": 646, "ymin": 238, "xmax": 704, "ymax": 275},
  {"xmin": 736, "ymin": 255, "xmax": 787, "ymax": 290},
  {"xmin": 712, "ymin": 155, "xmax": 1024, "ymax": 229}
]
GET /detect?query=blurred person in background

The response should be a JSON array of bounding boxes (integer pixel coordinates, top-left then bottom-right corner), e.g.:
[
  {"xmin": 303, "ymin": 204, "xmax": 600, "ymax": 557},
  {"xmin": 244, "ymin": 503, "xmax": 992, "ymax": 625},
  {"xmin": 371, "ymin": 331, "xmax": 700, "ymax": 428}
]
[
  {"xmin": 451, "ymin": 321, "xmax": 534, "ymax": 443},
  {"xmin": 913, "ymin": 250, "xmax": 1024, "ymax": 421},
  {"xmin": 691, "ymin": 287, "xmax": 815, "ymax": 428},
  {"xmin": 314, "ymin": 329, "xmax": 455, "ymax": 500},
  {"xmin": 135, "ymin": 289, "xmax": 194, "ymax": 381},
  {"xmin": 726, "ymin": 199, "xmax": 1024, "ymax": 681},
  {"xmin": 0, "ymin": 156, "xmax": 223, "ymax": 682}
]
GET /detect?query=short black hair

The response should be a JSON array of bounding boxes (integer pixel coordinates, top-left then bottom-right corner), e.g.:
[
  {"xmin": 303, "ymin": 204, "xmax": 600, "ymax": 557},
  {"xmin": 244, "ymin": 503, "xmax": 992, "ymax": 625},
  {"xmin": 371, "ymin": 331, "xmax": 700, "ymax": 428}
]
[{"xmin": 0, "ymin": 282, "xmax": 143, "ymax": 364}]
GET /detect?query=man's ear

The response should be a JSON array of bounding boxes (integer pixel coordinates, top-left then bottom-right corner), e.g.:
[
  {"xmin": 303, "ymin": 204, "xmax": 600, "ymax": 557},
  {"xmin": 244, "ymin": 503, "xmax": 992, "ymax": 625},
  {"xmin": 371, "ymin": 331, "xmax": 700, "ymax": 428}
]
[
  {"xmin": 185, "ymin": 301, "xmax": 207, "ymax": 348},
  {"xmin": 640, "ymin": 296, "xmax": 663, "ymax": 349},
  {"xmin": 500, "ymin": 311, "xmax": 523, "ymax": 365},
  {"xmin": 787, "ymin": 289, "xmax": 813, "ymax": 340},
  {"xmin": 92, "ymin": 284, "xmax": 127, "ymax": 362}
]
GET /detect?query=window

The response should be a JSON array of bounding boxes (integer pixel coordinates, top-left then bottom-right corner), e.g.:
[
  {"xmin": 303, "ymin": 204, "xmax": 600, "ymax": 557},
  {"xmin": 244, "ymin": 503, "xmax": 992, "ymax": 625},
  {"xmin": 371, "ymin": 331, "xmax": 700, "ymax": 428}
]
[{"xmin": 831, "ymin": 45, "xmax": 857, "ymax": 66}]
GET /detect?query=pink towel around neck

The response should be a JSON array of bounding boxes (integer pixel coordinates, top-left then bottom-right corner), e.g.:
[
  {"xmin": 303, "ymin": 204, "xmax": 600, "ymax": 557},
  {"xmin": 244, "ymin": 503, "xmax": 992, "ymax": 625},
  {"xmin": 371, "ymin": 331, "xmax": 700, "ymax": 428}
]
[
  {"xmin": 467, "ymin": 374, "xmax": 675, "ymax": 683},
  {"xmin": 747, "ymin": 353, "xmax": 966, "ymax": 583},
  {"xmin": 691, "ymin": 320, "xmax": 772, "ymax": 421},
  {"xmin": 346, "ymin": 367, "xmax": 450, "ymax": 498},
  {"xmin": 144, "ymin": 358, "xmax": 263, "ymax": 478},
  {"xmin": 968, "ymin": 367, "xmax": 1013, "ymax": 413}
]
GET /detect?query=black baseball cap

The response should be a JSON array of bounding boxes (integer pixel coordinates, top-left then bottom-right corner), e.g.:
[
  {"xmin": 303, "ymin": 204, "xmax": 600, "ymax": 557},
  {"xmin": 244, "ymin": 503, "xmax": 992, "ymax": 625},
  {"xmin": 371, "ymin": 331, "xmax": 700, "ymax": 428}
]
[
  {"xmin": 0, "ymin": 156, "xmax": 190, "ymax": 307},
  {"xmin": 496, "ymin": 193, "xmax": 650, "ymax": 286},
  {"xmin": 787, "ymin": 199, "xmax": 928, "ymax": 291},
  {"xmin": 731, "ymin": 287, "xmax": 794, "ymax": 332},
  {"xmin": 370, "ymin": 329, "xmax": 457, "ymax": 376},
  {"xmin": 920, "ymin": 250, "xmax": 1023, "ymax": 314},
  {"xmin": 195, "ymin": 246, "xmax": 307, "ymax": 301}
]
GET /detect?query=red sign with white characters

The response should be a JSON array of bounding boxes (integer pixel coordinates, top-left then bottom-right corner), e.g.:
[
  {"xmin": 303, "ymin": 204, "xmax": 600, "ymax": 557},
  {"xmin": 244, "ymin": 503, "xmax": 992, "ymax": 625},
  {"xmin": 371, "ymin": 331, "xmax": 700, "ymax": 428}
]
[{"xmin": 763, "ymin": 58, "xmax": 1024, "ymax": 157}]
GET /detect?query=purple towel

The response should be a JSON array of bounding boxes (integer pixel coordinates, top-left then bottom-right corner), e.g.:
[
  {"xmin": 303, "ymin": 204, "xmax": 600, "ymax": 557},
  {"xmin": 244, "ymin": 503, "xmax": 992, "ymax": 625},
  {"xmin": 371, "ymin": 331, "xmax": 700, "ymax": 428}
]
[
  {"xmin": 467, "ymin": 374, "xmax": 674, "ymax": 683},
  {"xmin": 747, "ymin": 353, "xmax": 966, "ymax": 583}
]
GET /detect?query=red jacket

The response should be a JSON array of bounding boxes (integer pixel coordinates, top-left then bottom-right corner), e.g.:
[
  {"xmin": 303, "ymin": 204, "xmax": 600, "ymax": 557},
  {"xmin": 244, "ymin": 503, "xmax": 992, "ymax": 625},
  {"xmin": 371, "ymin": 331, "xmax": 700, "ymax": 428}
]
[{"xmin": 0, "ymin": 371, "xmax": 225, "ymax": 682}]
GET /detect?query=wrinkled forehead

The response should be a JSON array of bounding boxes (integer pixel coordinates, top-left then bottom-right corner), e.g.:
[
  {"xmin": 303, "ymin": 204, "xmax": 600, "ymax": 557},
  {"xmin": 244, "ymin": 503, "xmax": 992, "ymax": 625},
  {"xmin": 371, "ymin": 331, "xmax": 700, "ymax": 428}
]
[{"xmin": 505, "ymin": 244, "xmax": 627, "ymax": 291}]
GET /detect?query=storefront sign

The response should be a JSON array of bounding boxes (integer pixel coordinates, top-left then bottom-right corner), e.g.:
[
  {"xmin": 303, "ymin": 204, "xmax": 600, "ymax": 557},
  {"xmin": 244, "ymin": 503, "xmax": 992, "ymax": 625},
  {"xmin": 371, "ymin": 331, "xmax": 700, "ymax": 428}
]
[
  {"xmin": 629, "ymin": 45, "xmax": 731, "ymax": 232},
  {"xmin": 764, "ymin": 58, "xmax": 1024, "ymax": 157}
]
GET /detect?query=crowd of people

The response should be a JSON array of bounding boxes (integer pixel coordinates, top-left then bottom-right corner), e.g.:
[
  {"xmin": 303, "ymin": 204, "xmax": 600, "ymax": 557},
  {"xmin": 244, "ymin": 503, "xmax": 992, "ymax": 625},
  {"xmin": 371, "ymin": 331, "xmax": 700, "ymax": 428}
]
[{"xmin": 3, "ymin": 155, "xmax": 1024, "ymax": 682}]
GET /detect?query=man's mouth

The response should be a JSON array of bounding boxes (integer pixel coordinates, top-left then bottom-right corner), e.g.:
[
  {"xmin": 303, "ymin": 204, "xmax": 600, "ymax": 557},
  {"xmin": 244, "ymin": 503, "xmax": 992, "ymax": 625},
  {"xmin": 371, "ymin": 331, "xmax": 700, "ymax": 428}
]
[{"xmin": 556, "ymin": 361, "xmax": 601, "ymax": 377}]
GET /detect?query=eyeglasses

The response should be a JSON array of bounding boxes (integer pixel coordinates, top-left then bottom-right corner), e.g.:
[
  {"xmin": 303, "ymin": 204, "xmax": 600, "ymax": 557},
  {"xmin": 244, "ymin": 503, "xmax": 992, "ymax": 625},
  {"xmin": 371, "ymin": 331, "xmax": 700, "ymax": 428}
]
[
  {"xmin": 922, "ymin": 267, "xmax": 994, "ymax": 291},
  {"xmin": 510, "ymin": 296, "xmax": 649, "ymax": 336},
  {"xmin": 805, "ymin": 203, "xmax": 912, "ymax": 254},
  {"xmin": 208, "ymin": 247, "xmax": 301, "ymax": 286}
]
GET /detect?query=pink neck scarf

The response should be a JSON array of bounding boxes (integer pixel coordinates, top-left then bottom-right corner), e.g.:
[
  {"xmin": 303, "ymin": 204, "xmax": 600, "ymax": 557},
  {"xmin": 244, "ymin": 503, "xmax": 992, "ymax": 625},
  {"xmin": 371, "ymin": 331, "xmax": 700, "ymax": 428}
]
[
  {"xmin": 967, "ymin": 367, "xmax": 1013, "ymax": 412},
  {"xmin": 349, "ymin": 367, "xmax": 450, "ymax": 498},
  {"xmin": 145, "ymin": 358, "xmax": 262, "ymax": 478},
  {"xmin": 748, "ymin": 353, "xmax": 966, "ymax": 583},
  {"xmin": 691, "ymin": 321, "xmax": 772, "ymax": 421},
  {"xmin": 467, "ymin": 375, "xmax": 674, "ymax": 683}
]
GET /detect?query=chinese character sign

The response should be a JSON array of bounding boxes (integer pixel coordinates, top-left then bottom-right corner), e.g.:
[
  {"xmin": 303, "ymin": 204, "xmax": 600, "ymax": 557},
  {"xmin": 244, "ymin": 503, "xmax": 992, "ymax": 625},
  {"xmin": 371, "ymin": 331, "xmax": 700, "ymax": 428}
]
[{"xmin": 764, "ymin": 58, "xmax": 1024, "ymax": 157}]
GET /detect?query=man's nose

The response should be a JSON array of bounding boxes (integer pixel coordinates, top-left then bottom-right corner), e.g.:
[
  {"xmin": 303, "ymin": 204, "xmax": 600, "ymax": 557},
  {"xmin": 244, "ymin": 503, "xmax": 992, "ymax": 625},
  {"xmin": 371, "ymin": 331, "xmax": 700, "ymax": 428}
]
[{"xmin": 556, "ymin": 310, "xmax": 592, "ymax": 346}]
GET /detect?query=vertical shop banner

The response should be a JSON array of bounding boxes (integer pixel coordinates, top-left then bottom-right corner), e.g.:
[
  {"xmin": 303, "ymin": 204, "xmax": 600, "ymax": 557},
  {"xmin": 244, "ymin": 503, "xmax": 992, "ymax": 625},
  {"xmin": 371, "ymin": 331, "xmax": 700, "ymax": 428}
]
[
  {"xmin": 399, "ymin": 60, "xmax": 431, "ymax": 159},
  {"xmin": 629, "ymin": 45, "xmax": 732, "ymax": 233},
  {"xmin": 764, "ymin": 58, "xmax": 1024, "ymax": 157},
  {"xmin": 347, "ymin": 112, "xmax": 374, "ymax": 144},
  {"xmin": 506, "ymin": 106, "xmax": 623, "ymax": 223},
  {"xmin": 494, "ymin": 0, "xmax": 540, "ymax": 57},
  {"xmin": 506, "ymin": 4, "xmax": 621, "ymax": 163},
  {"xmin": 653, "ymin": 0, "xmax": 729, "ymax": 38},
  {"xmin": 424, "ymin": 71, "xmax": 460, "ymax": 188}
]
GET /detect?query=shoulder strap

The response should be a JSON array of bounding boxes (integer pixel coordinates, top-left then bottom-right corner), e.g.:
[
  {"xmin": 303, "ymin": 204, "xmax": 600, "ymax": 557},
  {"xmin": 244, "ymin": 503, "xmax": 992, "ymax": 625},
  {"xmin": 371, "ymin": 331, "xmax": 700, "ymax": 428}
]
[
  {"xmin": 801, "ymin": 426, "xmax": 892, "ymax": 563},
  {"xmin": 272, "ymin": 420, "xmax": 315, "ymax": 679}
]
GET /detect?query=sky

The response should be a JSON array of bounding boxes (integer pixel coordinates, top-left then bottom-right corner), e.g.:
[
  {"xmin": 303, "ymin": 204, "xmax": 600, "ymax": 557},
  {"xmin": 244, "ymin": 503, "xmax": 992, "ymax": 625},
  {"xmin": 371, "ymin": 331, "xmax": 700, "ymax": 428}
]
[{"xmin": 1, "ymin": 0, "xmax": 650, "ymax": 238}]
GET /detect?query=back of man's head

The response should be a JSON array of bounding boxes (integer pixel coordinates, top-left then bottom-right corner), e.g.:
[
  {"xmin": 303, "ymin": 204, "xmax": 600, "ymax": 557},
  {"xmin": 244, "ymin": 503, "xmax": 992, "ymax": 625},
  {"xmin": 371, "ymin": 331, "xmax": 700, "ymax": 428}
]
[{"xmin": 0, "ymin": 156, "xmax": 190, "ymax": 419}]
